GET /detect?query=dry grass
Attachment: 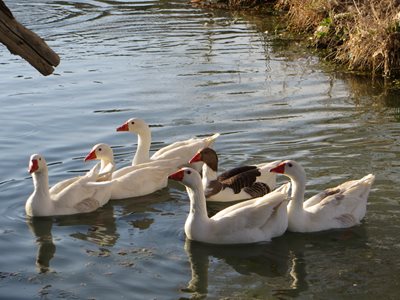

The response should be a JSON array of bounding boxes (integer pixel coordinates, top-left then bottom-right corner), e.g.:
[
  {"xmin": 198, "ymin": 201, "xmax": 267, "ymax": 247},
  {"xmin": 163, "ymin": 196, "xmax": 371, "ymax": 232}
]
[
  {"xmin": 337, "ymin": 0, "xmax": 400, "ymax": 77},
  {"xmin": 276, "ymin": 0, "xmax": 400, "ymax": 77}
]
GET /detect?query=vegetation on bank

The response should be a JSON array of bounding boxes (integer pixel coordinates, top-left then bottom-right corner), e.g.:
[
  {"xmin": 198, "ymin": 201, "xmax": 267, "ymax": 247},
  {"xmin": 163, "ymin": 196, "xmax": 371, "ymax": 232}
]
[
  {"xmin": 194, "ymin": 0, "xmax": 400, "ymax": 78},
  {"xmin": 277, "ymin": 0, "xmax": 400, "ymax": 78}
]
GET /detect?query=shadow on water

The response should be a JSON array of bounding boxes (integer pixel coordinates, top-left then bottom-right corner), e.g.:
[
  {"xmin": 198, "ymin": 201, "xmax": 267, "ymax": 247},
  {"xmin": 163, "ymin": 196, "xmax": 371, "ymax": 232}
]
[{"xmin": 338, "ymin": 74, "xmax": 400, "ymax": 120}]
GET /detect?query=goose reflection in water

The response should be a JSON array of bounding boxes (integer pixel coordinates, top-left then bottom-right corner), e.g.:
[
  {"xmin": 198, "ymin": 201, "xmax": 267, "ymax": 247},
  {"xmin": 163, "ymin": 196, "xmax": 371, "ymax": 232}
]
[
  {"xmin": 26, "ymin": 217, "xmax": 55, "ymax": 274},
  {"xmin": 26, "ymin": 204, "xmax": 118, "ymax": 273},
  {"xmin": 110, "ymin": 188, "xmax": 174, "ymax": 232},
  {"xmin": 57, "ymin": 205, "xmax": 118, "ymax": 246},
  {"xmin": 111, "ymin": 188, "xmax": 172, "ymax": 218},
  {"xmin": 181, "ymin": 224, "xmax": 369, "ymax": 299},
  {"xmin": 273, "ymin": 226, "xmax": 369, "ymax": 298},
  {"xmin": 182, "ymin": 238, "xmax": 290, "ymax": 299}
]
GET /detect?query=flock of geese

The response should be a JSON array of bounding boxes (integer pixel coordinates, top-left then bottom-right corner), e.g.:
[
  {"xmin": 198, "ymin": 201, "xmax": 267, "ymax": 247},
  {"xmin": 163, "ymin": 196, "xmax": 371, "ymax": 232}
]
[{"xmin": 26, "ymin": 118, "xmax": 375, "ymax": 245}]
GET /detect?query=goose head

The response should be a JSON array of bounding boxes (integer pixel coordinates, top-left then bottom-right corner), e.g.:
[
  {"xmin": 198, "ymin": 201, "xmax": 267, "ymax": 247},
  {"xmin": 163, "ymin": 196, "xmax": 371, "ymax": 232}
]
[
  {"xmin": 270, "ymin": 160, "xmax": 306, "ymax": 182},
  {"xmin": 169, "ymin": 167, "xmax": 202, "ymax": 189},
  {"xmin": 189, "ymin": 147, "xmax": 218, "ymax": 172},
  {"xmin": 84, "ymin": 143, "xmax": 114, "ymax": 163},
  {"xmin": 29, "ymin": 154, "xmax": 47, "ymax": 174},
  {"xmin": 116, "ymin": 118, "xmax": 149, "ymax": 135}
]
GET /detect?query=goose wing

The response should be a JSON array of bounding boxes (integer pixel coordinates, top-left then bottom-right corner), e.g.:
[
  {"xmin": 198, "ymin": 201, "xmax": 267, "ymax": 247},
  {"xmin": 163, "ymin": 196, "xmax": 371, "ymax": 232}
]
[
  {"xmin": 110, "ymin": 166, "xmax": 170, "ymax": 199},
  {"xmin": 219, "ymin": 167, "xmax": 271, "ymax": 197},
  {"xmin": 306, "ymin": 174, "xmax": 375, "ymax": 226},
  {"xmin": 151, "ymin": 133, "xmax": 220, "ymax": 161},
  {"xmin": 212, "ymin": 183, "xmax": 290, "ymax": 229}
]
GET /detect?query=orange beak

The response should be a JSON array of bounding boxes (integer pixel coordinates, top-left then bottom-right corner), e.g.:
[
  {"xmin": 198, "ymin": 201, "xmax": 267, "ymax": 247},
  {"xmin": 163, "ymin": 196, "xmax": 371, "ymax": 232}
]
[
  {"xmin": 84, "ymin": 150, "xmax": 97, "ymax": 161},
  {"xmin": 270, "ymin": 163, "xmax": 286, "ymax": 174},
  {"xmin": 29, "ymin": 159, "xmax": 38, "ymax": 173},
  {"xmin": 168, "ymin": 169, "xmax": 184, "ymax": 181},
  {"xmin": 189, "ymin": 151, "xmax": 202, "ymax": 164},
  {"xmin": 116, "ymin": 123, "xmax": 129, "ymax": 132}
]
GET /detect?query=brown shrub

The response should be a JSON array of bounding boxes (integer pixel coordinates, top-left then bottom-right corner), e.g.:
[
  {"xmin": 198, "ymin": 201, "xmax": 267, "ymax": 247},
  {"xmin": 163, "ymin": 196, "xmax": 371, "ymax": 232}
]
[{"xmin": 276, "ymin": 0, "xmax": 400, "ymax": 77}]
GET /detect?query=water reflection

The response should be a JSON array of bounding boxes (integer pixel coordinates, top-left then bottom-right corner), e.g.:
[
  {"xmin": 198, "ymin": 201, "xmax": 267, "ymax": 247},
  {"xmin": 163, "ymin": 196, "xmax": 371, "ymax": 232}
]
[
  {"xmin": 182, "ymin": 238, "xmax": 290, "ymax": 299},
  {"xmin": 339, "ymin": 74, "xmax": 400, "ymax": 120},
  {"xmin": 26, "ymin": 204, "xmax": 118, "ymax": 273},
  {"xmin": 182, "ymin": 225, "xmax": 369, "ymax": 299},
  {"xmin": 112, "ymin": 188, "xmax": 172, "ymax": 218},
  {"xmin": 2, "ymin": 0, "xmax": 396, "ymax": 298},
  {"xmin": 26, "ymin": 217, "xmax": 56, "ymax": 274},
  {"xmin": 274, "ymin": 226, "xmax": 369, "ymax": 298},
  {"xmin": 56, "ymin": 205, "xmax": 118, "ymax": 246}
]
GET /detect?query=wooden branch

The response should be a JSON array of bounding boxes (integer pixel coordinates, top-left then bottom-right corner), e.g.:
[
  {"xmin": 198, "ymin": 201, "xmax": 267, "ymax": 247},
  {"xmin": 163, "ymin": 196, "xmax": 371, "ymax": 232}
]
[{"xmin": 0, "ymin": 0, "xmax": 60, "ymax": 76}]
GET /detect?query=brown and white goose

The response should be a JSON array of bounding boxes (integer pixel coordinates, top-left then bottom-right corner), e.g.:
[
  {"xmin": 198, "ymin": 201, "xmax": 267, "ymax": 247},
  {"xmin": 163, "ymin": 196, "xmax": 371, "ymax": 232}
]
[{"xmin": 189, "ymin": 147, "xmax": 281, "ymax": 202}]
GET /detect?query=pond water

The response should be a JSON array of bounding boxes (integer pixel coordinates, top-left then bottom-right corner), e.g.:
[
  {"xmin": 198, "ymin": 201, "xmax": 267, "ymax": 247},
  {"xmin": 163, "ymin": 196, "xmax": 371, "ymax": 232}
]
[{"xmin": 1, "ymin": 0, "xmax": 400, "ymax": 299}]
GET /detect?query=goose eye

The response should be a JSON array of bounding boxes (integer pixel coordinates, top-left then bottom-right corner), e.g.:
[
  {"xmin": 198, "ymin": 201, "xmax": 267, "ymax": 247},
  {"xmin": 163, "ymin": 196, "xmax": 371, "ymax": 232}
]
[
  {"xmin": 186, "ymin": 170, "xmax": 192, "ymax": 175},
  {"xmin": 288, "ymin": 163, "xmax": 293, "ymax": 167},
  {"xmin": 39, "ymin": 158, "xmax": 42, "ymax": 161},
  {"xmin": 131, "ymin": 121, "xmax": 135, "ymax": 125},
  {"xmin": 99, "ymin": 148, "xmax": 102, "ymax": 151}
]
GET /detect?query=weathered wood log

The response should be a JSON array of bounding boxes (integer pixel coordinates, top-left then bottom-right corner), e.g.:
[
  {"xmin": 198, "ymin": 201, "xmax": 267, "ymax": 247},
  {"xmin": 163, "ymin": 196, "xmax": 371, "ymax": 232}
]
[{"xmin": 0, "ymin": 0, "xmax": 60, "ymax": 76}]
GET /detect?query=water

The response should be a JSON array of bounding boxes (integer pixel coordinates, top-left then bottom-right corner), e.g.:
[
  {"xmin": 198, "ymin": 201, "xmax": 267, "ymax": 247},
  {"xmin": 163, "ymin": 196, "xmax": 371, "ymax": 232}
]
[{"xmin": 1, "ymin": 0, "xmax": 400, "ymax": 298}]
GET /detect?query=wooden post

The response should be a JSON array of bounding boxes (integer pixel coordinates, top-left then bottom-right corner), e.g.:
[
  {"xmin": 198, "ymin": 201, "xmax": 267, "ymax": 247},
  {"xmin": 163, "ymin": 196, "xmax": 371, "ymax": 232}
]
[{"xmin": 0, "ymin": 0, "xmax": 60, "ymax": 76}]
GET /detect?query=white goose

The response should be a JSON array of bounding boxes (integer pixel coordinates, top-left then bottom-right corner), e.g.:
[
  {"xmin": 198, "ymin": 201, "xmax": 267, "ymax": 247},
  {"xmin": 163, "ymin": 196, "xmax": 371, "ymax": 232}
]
[
  {"xmin": 116, "ymin": 118, "xmax": 220, "ymax": 167},
  {"xmin": 169, "ymin": 167, "xmax": 290, "ymax": 244},
  {"xmin": 270, "ymin": 160, "xmax": 375, "ymax": 233},
  {"xmin": 85, "ymin": 143, "xmax": 179, "ymax": 199},
  {"xmin": 189, "ymin": 147, "xmax": 281, "ymax": 202},
  {"xmin": 26, "ymin": 154, "xmax": 112, "ymax": 217},
  {"xmin": 84, "ymin": 143, "xmax": 115, "ymax": 181}
]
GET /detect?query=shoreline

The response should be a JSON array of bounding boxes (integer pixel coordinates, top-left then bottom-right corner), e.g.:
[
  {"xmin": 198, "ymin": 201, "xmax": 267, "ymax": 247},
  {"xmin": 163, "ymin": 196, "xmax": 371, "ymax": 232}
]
[{"xmin": 193, "ymin": 0, "xmax": 400, "ymax": 78}]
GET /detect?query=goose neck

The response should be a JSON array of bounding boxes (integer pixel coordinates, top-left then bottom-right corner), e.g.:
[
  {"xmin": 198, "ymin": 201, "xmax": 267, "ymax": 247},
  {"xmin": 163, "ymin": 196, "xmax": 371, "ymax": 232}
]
[
  {"xmin": 29, "ymin": 170, "xmax": 52, "ymax": 215},
  {"xmin": 32, "ymin": 170, "xmax": 50, "ymax": 195},
  {"xmin": 186, "ymin": 184, "xmax": 209, "ymax": 221},
  {"xmin": 133, "ymin": 128, "xmax": 151, "ymax": 165},
  {"xmin": 289, "ymin": 175, "xmax": 306, "ymax": 211},
  {"xmin": 202, "ymin": 164, "xmax": 217, "ymax": 188},
  {"xmin": 101, "ymin": 158, "xmax": 114, "ymax": 173}
]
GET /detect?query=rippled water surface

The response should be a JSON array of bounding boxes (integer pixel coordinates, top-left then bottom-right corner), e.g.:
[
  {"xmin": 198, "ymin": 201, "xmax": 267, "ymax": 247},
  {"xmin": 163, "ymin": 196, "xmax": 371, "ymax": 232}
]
[{"xmin": 1, "ymin": 0, "xmax": 400, "ymax": 299}]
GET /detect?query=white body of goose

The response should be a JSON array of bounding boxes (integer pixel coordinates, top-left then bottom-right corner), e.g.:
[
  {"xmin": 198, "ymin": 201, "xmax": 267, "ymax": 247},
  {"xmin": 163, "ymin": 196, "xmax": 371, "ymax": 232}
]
[
  {"xmin": 85, "ymin": 143, "xmax": 179, "ymax": 200},
  {"xmin": 189, "ymin": 147, "xmax": 280, "ymax": 202},
  {"xmin": 169, "ymin": 167, "xmax": 290, "ymax": 244},
  {"xmin": 116, "ymin": 118, "xmax": 220, "ymax": 167},
  {"xmin": 26, "ymin": 154, "xmax": 112, "ymax": 217},
  {"xmin": 270, "ymin": 160, "xmax": 375, "ymax": 233}
]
